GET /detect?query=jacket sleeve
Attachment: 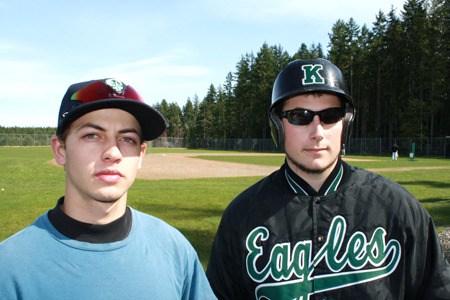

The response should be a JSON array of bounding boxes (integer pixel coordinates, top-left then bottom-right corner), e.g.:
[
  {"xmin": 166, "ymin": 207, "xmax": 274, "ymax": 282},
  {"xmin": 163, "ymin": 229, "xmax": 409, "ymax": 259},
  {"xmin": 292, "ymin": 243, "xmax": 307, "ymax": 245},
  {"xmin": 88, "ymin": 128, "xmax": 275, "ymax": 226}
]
[
  {"xmin": 417, "ymin": 218, "xmax": 450, "ymax": 299},
  {"xmin": 402, "ymin": 194, "xmax": 450, "ymax": 299},
  {"xmin": 206, "ymin": 207, "xmax": 252, "ymax": 300}
]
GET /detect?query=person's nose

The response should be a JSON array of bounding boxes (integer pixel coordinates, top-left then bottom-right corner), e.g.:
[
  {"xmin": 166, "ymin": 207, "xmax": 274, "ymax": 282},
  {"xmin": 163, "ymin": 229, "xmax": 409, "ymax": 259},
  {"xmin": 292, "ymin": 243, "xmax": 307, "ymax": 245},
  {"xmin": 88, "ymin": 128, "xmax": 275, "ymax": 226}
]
[
  {"xmin": 101, "ymin": 140, "xmax": 123, "ymax": 163},
  {"xmin": 309, "ymin": 115, "xmax": 324, "ymax": 141}
]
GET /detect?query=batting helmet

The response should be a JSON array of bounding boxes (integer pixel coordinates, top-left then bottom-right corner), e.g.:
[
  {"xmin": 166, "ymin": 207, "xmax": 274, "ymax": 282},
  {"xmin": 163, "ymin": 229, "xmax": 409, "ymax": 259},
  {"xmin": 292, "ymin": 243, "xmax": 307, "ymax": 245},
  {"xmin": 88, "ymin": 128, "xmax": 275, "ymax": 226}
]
[{"xmin": 269, "ymin": 58, "xmax": 355, "ymax": 147}]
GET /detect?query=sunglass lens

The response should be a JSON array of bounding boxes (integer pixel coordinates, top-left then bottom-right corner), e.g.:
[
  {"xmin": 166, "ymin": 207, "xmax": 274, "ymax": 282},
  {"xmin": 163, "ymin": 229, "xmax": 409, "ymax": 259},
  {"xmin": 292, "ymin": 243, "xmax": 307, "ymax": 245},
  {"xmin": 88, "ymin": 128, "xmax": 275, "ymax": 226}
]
[
  {"xmin": 288, "ymin": 110, "xmax": 312, "ymax": 125},
  {"xmin": 283, "ymin": 108, "xmax": 344, "ymax": 125},
  {"xmin": 321, "ymin": 108, "xmax": 344, "ymax": 124}
]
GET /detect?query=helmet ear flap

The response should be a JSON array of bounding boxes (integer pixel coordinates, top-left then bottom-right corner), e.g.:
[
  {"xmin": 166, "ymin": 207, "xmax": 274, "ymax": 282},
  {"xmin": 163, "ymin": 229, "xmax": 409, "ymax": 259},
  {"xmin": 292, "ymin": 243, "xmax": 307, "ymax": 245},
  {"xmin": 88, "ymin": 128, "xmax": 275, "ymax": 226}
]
[
  {"xmin": 342, "ymin": 103, "xmax": 355, "ymax": 147},
  {"xmin": 269, "ymin": 109, "xmax": 284, "ymax": 148}
]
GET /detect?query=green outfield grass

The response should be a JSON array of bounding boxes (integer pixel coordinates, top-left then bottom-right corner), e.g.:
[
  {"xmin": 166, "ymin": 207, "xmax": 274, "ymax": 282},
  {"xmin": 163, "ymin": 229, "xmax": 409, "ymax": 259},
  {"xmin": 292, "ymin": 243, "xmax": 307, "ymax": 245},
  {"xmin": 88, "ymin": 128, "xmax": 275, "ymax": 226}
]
[{"xmin": 0, "ymin": 146, "xmax": 449, "ymax": 268}]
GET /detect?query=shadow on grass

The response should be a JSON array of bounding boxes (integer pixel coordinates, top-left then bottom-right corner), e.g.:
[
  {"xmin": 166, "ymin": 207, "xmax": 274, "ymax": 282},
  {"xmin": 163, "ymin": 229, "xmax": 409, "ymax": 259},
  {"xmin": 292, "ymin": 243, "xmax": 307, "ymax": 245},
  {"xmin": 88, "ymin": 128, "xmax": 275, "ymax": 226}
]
[
  {"xmin": 397, "ymin": 181, "xmax": 450, "ymax": 189},
  {"xmin": 177, "ymin": 227, "xmax": 216, "ymax": 268},
  {"xmin": 131, "ymin": 201, "xmax": 225, "ymax": 220},
  {"xmin": 420, "ymin": 197, "xmax": 450, "ymax": 227},
  {"xmin": 421, "ymin": 197, "xmax": 450, "ymax": 204},
  {"xmin": 129, "ymin": 201, "xmax": 224, "ymax": 267}
]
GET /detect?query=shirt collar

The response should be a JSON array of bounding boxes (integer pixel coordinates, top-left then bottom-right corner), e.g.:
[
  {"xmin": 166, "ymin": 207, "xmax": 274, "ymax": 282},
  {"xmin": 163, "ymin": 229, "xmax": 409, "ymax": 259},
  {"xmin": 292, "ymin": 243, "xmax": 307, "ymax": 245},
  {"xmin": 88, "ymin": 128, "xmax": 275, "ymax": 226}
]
[{"xmin": 285, "ymin": 159, "xmax": 344, "ymax": 196}]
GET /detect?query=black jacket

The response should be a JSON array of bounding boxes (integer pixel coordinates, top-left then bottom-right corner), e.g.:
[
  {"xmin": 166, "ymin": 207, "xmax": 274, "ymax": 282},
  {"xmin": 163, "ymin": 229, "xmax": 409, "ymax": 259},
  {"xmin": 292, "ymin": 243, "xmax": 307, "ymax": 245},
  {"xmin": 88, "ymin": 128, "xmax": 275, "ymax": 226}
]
[{"xmin": 207, "ymin": 162, "xmax": 450, "ymax": 299}]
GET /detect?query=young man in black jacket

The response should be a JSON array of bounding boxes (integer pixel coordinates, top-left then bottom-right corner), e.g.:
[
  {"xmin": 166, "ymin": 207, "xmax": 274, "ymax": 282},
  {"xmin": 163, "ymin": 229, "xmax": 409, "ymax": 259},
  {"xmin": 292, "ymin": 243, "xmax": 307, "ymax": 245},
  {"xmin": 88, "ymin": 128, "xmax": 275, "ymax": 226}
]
[{"xmin": 207, "ymin": 59, "xmax": 450, "ymax": 299}]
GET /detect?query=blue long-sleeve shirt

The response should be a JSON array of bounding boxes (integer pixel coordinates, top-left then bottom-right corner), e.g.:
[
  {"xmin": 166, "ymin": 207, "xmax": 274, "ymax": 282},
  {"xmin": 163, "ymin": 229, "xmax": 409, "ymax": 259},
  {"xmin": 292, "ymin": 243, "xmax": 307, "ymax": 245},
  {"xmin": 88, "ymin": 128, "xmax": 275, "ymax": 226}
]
[{"xmin": 0, "ymin": 208, "xmax": 215, "ymax": 299}]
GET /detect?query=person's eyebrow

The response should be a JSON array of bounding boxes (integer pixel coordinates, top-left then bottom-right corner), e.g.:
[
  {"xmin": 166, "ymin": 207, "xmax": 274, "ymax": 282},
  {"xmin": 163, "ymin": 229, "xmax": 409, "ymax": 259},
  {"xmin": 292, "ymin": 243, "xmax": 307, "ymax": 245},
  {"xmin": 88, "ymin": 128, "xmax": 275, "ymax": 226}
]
[
  {"xmin": 75, "ymin": 123, "xmax": 141, "ymax": 138},
  {"xmin": 75, "ymin": 122, "xmax": 105, "ymax": 133},
  {"xmin": 118, "ymin": 128, "xmax": 141, "ymax": 137}
]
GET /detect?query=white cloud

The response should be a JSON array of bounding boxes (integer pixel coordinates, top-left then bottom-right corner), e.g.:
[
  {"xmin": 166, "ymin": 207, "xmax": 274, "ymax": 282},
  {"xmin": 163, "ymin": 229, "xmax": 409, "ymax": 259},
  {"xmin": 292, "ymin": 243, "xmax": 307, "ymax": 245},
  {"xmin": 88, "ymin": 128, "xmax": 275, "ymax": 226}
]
[
  {"xmin": 81, "ymin": 50, "xmax": 212, "ymax": 105},
  {"xmin": 0, "ymin": 48, "xmax": 214, "ymax": 127},
  {"xmin": 0, "ymin": 60, "xmax": 69, "ymax": 99},
  {"xmin": 84, "ymin": 55, "xmax": 210, "ymax": 79},
  {"xmin": 0, "ymin": 40, "xmax": 39, "ymax": 58},
  {"xmin": 0, "ymin": 59, "xmax": 71, "ymax": 127}
]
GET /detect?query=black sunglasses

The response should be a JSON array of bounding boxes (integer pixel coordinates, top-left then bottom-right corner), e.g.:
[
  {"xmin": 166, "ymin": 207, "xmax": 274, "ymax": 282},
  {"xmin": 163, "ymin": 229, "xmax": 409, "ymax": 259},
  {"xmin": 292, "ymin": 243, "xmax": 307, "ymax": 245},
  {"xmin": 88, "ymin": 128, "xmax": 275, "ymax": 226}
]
[{"xmin": 280, "ymin": 107, "xmax": 346, "ymax": 125}]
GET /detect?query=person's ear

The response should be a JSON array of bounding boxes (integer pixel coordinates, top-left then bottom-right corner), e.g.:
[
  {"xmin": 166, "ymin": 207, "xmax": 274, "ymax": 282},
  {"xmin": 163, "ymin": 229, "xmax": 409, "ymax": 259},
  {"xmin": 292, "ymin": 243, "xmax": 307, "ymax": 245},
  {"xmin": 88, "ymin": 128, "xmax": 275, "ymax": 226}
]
[
  {"xmin": 137, "ymin": 142, "xmax": 147, "ymax": 169},
  {"xmin": 51, "ymin": 135, "xmax": 66, "ymax": 166}
]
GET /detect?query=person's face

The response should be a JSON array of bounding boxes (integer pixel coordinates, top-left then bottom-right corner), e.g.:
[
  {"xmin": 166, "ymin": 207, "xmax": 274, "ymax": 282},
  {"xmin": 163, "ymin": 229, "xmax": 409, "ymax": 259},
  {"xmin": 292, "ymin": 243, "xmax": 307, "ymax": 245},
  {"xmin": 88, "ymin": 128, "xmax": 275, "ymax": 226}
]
[
  {"xmin": 281, "ymin": 93, "xmax": 343, "ymax": 177},
  {"xmin": 52, "ymin": 108, "xmax": 147, "ymax": 204}
]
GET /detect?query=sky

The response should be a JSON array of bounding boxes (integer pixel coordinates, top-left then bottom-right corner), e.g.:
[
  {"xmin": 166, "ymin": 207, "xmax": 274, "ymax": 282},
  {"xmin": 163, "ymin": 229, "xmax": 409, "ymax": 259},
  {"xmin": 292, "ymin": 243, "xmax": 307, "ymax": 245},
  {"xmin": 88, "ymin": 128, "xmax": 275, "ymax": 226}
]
[{"xmin": 0, "ymin": 0, "xmax": 407, "ymax": 127}]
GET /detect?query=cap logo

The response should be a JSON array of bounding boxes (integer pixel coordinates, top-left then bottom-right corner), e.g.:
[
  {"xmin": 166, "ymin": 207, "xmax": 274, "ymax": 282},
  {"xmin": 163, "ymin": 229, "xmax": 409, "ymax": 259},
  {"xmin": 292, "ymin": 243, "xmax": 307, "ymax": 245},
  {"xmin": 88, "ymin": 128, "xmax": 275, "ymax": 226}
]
[
  {"xmin": 301, "ymin": 64, "xmax": 325, "ymax": 85},
  {"xmin": 105, "ymin": 78, "xmax": 125, "ymax": 94}
]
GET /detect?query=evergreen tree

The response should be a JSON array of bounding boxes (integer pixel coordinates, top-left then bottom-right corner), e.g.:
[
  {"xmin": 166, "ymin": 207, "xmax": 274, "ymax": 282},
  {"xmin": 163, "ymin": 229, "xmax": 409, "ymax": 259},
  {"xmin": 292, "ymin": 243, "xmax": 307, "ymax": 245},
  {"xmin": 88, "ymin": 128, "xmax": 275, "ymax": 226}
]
[
  {"xmin": 166, "ymin": 103, "xmax": 183, "ymax": 138},
  {"xmin": 215, "ymin": 86, "xmax": 227, "ymax": 139},
  {"xmin": 328, "ymin": 18, "xmax": 361, "ymax": 137},
  {"xmin": 401, "ymin": 0, "xmax": 431, "ymax": 138},
  {"xmin": 293, "ymin": 43, "xmax": 325, "ymax": 60},
  {"xmin": 353, "ymin": 23, "xmax": 371, "ymax": 138},
  {"xmin": 233, "ymin": 53, "xmax": 255, "ymax": 138},
  {"xmin": 251, "ymin": 43, "xmax": 279, "ymax": 138},
  {"xmin": 369, "ymin": 11, "xmax": 389, "ymax": 138},
  {"xmin": 187, "ymin": 95, "xmax": 202, "ymax": 146},
  {"xmin": 182, "ymin": 98, "xmax": 196, "ymax": 144},
  {"xmin": 196, "ymin": 84, "xmax": 217, "ymax": 140},
  {"xmin": 293, "ymin": 43, "xmax": 311, "ymax": 59},
  {"xmin": 222, "ymin": 72, "xmax": 237, "ymax": 139},
  {"xmin": 153, "ymin": 100, "xmax": 170, "ymax": 137},
  {"xmin": 384, "ymin": 8, "xmax": 404, "ymax": 139},
  {"xmin": 427, "ymin": 0, "xmax": 449, "ymax": 137}
]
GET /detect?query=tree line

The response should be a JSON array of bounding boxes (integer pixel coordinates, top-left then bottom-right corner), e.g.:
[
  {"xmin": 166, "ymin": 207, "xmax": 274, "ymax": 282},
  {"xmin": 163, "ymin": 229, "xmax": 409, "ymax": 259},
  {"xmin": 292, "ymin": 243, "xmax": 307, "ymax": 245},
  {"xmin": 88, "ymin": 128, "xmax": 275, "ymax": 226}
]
[
  {"xmin": 2, "ymin": 0, "xmax": 448, "ymax": 144},
  {"xmin": 154, "ymin": 0, "xmax": 448, "ymax": 144},
  {"xmin": 0, "ymin": 127, "xmax": 55, "ymax": 135}
]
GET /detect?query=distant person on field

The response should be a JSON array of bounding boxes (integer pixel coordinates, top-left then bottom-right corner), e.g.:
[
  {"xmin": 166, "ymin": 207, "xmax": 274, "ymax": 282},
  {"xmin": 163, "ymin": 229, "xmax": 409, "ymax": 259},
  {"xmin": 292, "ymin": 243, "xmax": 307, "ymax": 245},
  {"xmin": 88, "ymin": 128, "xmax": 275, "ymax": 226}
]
[
  {"xmin": 206, "ymin": 59, "xmax": 450, "ymax": 299},
  {"xmin": 392, "ymin": 143, "xmax": 399, "ymax": 160},
  {"xmin": 0, "ymin": 78, "xmax": 215, "ymax": 299}
]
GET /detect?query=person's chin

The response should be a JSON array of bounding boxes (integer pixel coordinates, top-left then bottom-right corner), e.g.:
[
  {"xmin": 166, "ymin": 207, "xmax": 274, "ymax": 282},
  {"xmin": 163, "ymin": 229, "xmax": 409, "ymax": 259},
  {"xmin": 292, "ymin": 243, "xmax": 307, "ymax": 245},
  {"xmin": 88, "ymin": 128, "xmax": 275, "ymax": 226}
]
[
  {"xmin": 303, "ymin": 165, "xmax": 328, "ymax": 174},
  {"xmin": 94, "ymin": 197, "xmax": 120, "ymax": 204},
  {"xmin": 288, "ymin": 153, "xmax": 336, "ymax": 175},
  {"xmin": 93, "ymin": 188, "xmax": 126, "ymax": 203},
  {"xmin": 303, "ymin": 157, "xmax": 329, "ymax": 171}
]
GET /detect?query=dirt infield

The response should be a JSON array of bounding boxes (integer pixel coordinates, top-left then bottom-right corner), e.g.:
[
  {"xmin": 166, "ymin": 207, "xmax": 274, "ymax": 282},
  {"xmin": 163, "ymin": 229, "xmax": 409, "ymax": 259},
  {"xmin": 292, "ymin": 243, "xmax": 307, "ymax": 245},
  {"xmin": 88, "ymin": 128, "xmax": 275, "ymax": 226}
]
[
  {"xmin": 137, "ymin": 153, "xmax": 450, "ymax": 180},
  {"xmin": 138, "ymin": 153, "xmax": 281, "ymax": 180}
]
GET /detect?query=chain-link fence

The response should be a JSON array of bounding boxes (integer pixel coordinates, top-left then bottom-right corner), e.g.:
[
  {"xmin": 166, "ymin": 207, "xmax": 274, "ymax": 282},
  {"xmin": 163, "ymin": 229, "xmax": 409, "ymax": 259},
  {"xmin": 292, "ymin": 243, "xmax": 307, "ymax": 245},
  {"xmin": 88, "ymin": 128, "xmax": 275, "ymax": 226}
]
[
  {"xmin": 346, "ymin": 137, "xmax": 450, "ymax": 158},
  {"xmin": 154, "ymin": 136, "xmax": 449, "ymax": 157},
  {"xmin": 1, "ymin": 134, "xmax": 449, "ymax": 157}
]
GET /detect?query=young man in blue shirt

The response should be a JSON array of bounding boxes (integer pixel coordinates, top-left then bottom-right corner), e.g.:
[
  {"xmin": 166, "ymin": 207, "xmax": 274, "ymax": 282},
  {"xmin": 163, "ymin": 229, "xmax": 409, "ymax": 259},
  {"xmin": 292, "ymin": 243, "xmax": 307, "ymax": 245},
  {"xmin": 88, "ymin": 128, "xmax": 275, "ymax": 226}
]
[{"xmin": 0, "ymin": 78, "xmax": 215, "ymax": 299}]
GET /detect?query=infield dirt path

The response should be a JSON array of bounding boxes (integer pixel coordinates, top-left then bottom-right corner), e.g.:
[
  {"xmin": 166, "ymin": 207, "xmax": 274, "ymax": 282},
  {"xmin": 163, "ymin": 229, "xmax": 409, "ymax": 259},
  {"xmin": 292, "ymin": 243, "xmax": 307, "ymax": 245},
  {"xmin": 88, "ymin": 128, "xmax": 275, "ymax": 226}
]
[
  {"xmin": 137, "ymin": 153, "xmax": 450, "ymax": 180},
  {"xmin": 138, "ymin": 153, "xmax": 281, "ymax": 180}
]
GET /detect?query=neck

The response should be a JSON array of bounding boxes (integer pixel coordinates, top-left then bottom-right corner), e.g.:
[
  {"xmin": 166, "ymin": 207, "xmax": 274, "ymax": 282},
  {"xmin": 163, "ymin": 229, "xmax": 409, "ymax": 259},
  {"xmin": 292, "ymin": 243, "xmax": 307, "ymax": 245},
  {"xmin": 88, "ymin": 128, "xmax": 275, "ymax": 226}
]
[
  {"xmin": 303, "ymin": 174, "xmax": 329, "ymax": 192},
  {"xmin": 61, "ymin": 193, "xmax": 128, "ymax": 225}
]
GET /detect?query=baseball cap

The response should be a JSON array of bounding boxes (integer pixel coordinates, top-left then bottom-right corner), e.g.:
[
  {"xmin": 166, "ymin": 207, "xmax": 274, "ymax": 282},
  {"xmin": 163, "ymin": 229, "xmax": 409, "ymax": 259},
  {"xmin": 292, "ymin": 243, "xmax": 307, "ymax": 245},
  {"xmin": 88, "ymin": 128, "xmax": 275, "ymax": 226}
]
[{"xmin": 56, "ymin": 78, "xmax": 167, "ymax": 141}]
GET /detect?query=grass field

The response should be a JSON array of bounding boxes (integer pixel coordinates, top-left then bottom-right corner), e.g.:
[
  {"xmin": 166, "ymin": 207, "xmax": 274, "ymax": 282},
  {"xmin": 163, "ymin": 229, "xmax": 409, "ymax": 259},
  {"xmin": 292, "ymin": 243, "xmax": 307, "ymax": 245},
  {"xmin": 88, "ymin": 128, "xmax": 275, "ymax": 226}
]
[{"xmin": 0, "ymin": 146, "xmax": 449, "ymax": 268}]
